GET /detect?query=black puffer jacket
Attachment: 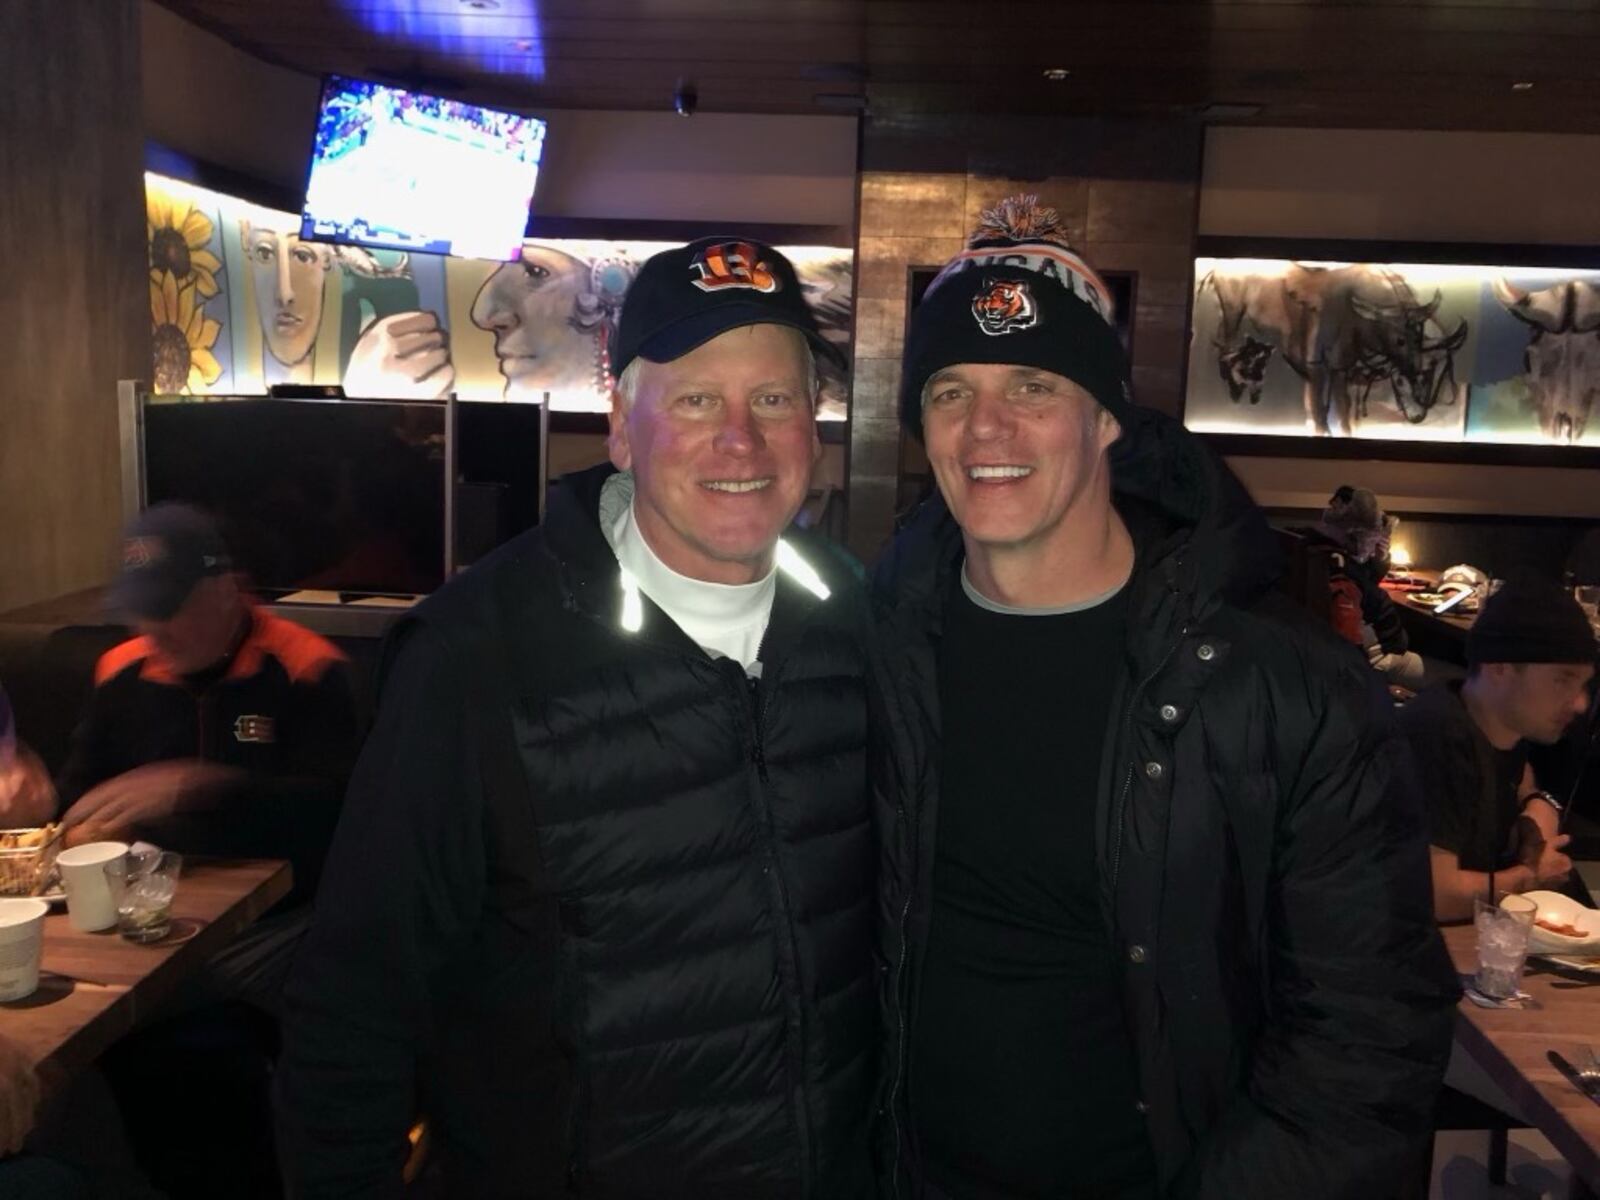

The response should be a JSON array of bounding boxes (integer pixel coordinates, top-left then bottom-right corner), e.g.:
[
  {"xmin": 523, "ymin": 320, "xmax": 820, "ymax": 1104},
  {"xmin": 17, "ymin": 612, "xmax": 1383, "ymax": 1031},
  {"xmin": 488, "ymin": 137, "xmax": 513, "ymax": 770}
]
[
  {"xmin": 871, "ymin": 408, "xmax": 1457, "ymax": 1200},
  {"xmin": 279, "ymin": 463, "xmax": 879, "ymax": 1200}
]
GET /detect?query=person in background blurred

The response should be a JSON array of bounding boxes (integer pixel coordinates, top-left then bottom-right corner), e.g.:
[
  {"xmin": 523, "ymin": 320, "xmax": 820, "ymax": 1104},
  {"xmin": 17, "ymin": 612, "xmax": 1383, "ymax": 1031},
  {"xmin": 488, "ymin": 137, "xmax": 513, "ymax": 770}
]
[
  {"xmin": 1298, "ymin": 485, "xmax": 1424, "ymax": 688},
  {"xmin": 47, "ymin": 503, "xmax": 361, "ymax": 1199},
  {"xmin": 0, "ymin": 684, "xmax": 55, "ymax": 829},
  {"xmin": 57, "ymin": 503, "xmax": 359, "ymax": 918},
  {"xmin": 1400, "ymin": 575, "xmax": 1597, "ymax": 922},
  {"xmin": 0, "ymin": 1030, "xmax": 169, "ymax": 1200}
]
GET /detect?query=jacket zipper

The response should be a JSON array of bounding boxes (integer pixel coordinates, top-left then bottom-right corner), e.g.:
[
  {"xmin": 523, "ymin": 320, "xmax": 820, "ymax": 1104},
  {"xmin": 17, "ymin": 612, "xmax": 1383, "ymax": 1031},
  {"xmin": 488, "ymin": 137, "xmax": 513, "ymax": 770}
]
[{"xmin": 745, "ymin": 673, "xmax": 815, "ymax": 1196}]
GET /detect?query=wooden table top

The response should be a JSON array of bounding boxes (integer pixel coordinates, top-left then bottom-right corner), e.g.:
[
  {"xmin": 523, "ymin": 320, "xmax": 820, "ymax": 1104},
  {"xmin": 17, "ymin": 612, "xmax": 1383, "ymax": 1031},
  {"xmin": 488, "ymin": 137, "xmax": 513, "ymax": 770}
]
[
  {"xmin": 1442, "ymin": 921, "xmax": 1600, "ymax": 1189},
  {"xmin": 1384, "ymin": 569, "xmax": 1478, "ymax": 636},
  {"xmin": 0, "ymin": 858, "xmax": 291, "ymax": 1091}
]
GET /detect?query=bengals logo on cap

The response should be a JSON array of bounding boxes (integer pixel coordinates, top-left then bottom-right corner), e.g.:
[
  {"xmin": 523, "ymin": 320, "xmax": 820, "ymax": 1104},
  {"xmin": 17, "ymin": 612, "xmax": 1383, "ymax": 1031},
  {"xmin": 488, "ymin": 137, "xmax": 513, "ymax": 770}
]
[
  {"xmin": 123, "ymin": 536, "xmax": 165, "ymax": 569},
  {"xmin": 972, "ymin": 279, "xmax": 1039, "ymax": 336},
  {"xmin": 233, "ymin": 715, "xmax": 276, "ymax": 744},
  {"xmin": 689, "ymin": 242, "xmax": 780, "ymax": 294}
]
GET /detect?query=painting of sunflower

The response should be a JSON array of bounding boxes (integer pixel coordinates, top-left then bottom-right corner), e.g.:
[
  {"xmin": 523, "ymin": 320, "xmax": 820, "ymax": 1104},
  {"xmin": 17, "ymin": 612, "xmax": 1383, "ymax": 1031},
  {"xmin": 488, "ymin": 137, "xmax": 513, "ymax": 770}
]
[
  {"xmin": 150, "ymin": 271, "xmax": 223, "ymax": 394},
  {"xmin": 147, "ymin": 188, "xmax": 222, "ymax": 298}
]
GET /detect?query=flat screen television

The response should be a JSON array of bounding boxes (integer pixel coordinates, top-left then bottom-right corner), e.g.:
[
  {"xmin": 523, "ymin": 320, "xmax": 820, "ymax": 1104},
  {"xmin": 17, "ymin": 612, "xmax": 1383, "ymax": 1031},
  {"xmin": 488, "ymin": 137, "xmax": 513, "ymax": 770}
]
[
  {"xmin": 453, "ymin": 400, "xmax": 546, "ymax": 569},
  {"xmin": 300, "ymin": 74, "xmax": 546, "ymax": 261},
  {"xmin": 142, "ymin": 397, "xmax": 448, "ymax": 597}
]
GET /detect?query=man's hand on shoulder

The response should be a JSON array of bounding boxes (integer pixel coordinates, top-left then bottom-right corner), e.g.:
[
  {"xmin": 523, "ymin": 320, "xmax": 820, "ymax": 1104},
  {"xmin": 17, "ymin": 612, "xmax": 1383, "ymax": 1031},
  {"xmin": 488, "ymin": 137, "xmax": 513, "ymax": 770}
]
[{"xmin": 61, "ymin": 760, "xmax": 244, "ymax": 846}]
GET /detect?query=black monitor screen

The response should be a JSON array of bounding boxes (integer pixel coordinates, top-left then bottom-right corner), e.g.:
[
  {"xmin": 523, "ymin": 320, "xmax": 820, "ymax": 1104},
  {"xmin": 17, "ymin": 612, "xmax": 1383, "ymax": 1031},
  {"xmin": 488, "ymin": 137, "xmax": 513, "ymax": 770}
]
[{"xmin": 143, "ymin": 398, "xmax": 446, "ymax": 597}]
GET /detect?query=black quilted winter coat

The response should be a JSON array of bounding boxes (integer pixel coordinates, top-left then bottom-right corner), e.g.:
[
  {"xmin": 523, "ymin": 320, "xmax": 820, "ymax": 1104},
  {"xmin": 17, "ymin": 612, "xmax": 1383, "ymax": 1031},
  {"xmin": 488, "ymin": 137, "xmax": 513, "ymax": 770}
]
[
  {"xmin": 870, "ymin": 408, "xmax": 1458, "ymax": 1200},
  {"xmin": 279, "ymin": 463, "xmax": 879, "ymax": 1200}
]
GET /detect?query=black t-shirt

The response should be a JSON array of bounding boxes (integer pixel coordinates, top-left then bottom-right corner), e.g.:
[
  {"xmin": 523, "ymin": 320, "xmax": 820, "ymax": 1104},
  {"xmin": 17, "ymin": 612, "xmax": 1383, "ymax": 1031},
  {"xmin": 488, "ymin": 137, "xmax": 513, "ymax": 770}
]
[
  {"xmin": 912, "ymin": 573, "xmax": 1157, "ymax": 1200},
  {"xmin": 1398, "ymin": 680, "xmax": 1528, "ymax": 872}
]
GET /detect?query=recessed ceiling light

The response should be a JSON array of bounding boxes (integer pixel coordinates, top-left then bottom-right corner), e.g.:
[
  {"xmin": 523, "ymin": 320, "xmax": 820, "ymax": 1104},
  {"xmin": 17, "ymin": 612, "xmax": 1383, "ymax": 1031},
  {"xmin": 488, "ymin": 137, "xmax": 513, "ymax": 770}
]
[
  {"xmin": 461, "ymin": 0, "xmax": 500, "ymax": 9},
  {"xmin": 1042, "ymin": 68, "xmax": 1070, "ymax": 81},
  {"xmin": 1512, "ymin": 81, "xmax": 1534, "ymax": 91}
]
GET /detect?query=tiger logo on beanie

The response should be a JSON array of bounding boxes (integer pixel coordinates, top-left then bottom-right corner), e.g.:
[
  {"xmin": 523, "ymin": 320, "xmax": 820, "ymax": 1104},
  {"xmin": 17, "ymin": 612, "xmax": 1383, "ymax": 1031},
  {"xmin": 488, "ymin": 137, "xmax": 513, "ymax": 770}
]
[{"xmin": 971, "ymin": 279, "xmax": 1039, "ymax": 336}]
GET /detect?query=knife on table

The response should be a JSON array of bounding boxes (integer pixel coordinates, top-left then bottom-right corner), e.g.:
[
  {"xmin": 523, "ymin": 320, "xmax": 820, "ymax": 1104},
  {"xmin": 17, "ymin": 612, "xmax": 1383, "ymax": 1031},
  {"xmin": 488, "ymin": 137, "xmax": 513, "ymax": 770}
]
[{"xmin": 1547, "ymin": 1051, "xmax": 1600, "ymax": 1105}]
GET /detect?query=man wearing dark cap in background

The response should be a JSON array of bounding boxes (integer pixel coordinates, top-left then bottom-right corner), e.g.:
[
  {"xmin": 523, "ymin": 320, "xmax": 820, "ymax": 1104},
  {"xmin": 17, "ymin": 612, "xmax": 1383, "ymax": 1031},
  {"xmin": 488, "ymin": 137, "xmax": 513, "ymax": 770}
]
[
  {"xmin": 872, "ymin": 197, "xmax": 1456, "ymax": 1199},
  {"xmin": 280, "ymin": 238, "xmax": 879, "ymax": 1199},
  {"xmin": 56, "ymin": 503, "xmax": 358, "ymax": 912},
  {"xmin": 47, "ymin": 503, "xmax": 358, "ymax": 1198},
  {"xmin": 1400, "ymin": 575, "xmax": 1598, "ymax": 922}
]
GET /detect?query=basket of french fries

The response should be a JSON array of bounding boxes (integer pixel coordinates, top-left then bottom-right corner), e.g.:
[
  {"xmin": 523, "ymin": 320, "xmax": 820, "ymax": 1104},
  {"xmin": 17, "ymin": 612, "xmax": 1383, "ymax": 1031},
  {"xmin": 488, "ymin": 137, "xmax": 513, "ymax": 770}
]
[{"xmin": 0, "ymin": 824, "xmax": 62, "ymax": 896}]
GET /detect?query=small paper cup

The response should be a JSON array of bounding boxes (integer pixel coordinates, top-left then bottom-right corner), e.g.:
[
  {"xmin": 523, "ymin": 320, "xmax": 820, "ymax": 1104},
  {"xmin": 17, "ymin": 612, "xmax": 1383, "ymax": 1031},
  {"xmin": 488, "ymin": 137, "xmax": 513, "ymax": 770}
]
[
  {"xmin": 0, "ymin": 897, "xmax": 50, "ymax": 1000},
  {"xmin": 57, "ymin": 841, "xmax": 129, "ymax": 932}
]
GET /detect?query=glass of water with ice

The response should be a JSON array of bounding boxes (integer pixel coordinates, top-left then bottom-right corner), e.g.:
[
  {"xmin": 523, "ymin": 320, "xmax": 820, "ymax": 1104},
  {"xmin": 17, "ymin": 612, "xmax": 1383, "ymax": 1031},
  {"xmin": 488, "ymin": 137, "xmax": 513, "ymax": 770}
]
[
  {"xmin": 1473, "ymin": 894, "xmax": 1537, "ymax": 1000},
  {"xmin": 104, "ymin": 850, "xmax": 182, "ymax": 944}
]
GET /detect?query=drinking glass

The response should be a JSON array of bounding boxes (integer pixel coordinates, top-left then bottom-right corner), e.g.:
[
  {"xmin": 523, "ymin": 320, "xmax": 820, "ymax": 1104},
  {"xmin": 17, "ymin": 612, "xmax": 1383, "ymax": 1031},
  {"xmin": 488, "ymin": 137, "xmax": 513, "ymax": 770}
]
[
  {"xmin": 105, "ymin": 850, "xmax": 182, "ymax": 944},
  {"xmin": 1474, "ymin": 894, "xmax": 1536, "ymax": 1000}
]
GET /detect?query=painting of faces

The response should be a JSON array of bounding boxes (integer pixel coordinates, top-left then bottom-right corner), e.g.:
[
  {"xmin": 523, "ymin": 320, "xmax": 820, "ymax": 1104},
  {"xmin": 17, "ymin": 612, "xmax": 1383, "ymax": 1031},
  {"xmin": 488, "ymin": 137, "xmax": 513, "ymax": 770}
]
[
  {"xmin": 1185, "ymin": 256, "xmax": 1600, "ymax": 446},
  {"xmin": 146, "ymin": 173, "xmax": 855, "ymax": 418}
]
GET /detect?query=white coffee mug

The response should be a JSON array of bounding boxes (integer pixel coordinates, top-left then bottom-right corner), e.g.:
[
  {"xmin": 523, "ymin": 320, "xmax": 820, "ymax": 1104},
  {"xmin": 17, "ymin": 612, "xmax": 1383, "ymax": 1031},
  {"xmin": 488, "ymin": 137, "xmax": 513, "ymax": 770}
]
[
  {"xmin": 0, "ymin": 897, "xmax": 49, "ymax": 1001},
  {"xmin": 57, "ymin": 841, "xmax": 129, "ymax": 932}
]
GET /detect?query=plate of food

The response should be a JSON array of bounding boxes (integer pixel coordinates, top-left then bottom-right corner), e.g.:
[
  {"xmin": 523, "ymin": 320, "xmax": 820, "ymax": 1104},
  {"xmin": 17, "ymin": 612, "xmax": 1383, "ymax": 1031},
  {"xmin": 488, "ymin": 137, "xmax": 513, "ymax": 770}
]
[
  {"xmin": 1537, "ymin": 954, "xmax": 1600, "ymax": 975},
  {"xmin": 0, "ymin": 824, "xmax": 63, "ymax": 899},
  {"xmin": 1514, "ymin": 891, "xmax": 1600, "ymax": 955}
]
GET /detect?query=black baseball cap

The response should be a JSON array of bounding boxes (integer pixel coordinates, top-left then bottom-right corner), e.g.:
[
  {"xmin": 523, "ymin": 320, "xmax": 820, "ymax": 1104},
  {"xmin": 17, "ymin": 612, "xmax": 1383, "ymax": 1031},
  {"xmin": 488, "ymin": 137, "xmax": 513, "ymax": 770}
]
[
  {"xmin": 612, "ymin": 237, "xmax": 842, "ymax": 378},
  {"xmin": 107, "ymin": 503, "xmax": 234, "ymax": 621}
]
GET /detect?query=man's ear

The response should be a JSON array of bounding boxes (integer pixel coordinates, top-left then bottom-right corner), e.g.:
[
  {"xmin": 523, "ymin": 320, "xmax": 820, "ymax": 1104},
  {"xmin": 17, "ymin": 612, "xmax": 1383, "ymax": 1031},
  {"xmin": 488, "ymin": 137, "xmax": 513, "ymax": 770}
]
[
  {"xmin": 608, "ymin": 388, "xmax": 633, "ymax": 471},
  {"xmin": 1096, "ymin": 405, "xmax": 1123, "ymax": 451}
]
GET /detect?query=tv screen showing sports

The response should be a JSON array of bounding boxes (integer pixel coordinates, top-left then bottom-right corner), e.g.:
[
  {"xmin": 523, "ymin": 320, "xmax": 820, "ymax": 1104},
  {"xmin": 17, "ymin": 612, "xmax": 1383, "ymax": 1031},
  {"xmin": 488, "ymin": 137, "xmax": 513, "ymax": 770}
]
[{"xmin": 300, "ymin": 75, "xmax": 546, "ymax": 261}]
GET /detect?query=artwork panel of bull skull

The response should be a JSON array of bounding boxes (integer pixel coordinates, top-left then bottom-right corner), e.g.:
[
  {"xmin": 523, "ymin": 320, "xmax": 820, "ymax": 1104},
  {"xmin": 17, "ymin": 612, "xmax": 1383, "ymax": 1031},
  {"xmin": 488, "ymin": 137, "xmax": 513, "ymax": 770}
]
[
  {"xmin": 1186, "ymin": 257, "xmax": 1472, "ymax": 442},
  {"xmin": 1185, "ymin": 255, "xmax": 1600, "ymax": 448}
]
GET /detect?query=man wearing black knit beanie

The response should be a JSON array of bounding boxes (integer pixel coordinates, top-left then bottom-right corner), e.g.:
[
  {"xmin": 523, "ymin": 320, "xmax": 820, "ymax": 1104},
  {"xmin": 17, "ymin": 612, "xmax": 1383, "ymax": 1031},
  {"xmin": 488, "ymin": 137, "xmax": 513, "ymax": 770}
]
[
  {"xmin": 872, "ymin": 196, "xmax": 1457, "ymax": 1199},
  {"xmin": 1399, "ymin": 574, "xmax": 1597, "ymax": 922}
]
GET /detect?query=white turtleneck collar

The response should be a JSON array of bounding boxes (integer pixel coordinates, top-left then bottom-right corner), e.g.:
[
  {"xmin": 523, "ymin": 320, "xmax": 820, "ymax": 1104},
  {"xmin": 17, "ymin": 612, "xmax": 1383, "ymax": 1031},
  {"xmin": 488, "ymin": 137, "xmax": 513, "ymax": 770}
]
[{"xmin": 600, "ymin": 471, "xmax": 777, "ymax": 673}]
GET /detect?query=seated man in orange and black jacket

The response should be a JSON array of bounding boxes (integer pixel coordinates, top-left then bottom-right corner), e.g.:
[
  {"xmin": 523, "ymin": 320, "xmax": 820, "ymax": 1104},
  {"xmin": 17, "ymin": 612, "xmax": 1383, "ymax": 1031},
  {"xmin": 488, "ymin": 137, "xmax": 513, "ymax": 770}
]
[
  {"xmin": 43, "ymin": 506, "xmax": 362, "ymax": 1198},
  {"xmin": 56, "ymin": 503, "xmax": 359, "ymax": 915}
]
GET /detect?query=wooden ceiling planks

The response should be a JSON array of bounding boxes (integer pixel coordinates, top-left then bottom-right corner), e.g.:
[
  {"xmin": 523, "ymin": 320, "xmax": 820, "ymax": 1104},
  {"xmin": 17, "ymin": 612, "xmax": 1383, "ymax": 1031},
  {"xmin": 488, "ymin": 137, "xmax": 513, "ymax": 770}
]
[{"xmin": 153, "ymin": 0, "xmax": 1600, "ymax": 130}]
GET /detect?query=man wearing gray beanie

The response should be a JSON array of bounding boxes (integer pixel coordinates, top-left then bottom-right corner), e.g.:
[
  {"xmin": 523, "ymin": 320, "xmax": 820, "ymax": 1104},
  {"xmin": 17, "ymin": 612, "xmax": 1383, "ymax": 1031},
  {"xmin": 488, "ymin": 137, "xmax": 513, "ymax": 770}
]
[{"xmin": 1400, "ymin": 574, "xmax": 1597, "ymax": 922}]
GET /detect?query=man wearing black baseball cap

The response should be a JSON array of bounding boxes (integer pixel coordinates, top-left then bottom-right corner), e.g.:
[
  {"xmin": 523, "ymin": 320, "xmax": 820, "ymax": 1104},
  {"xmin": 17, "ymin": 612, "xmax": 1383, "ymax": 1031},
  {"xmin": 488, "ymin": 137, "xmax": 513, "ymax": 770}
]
[
  {"xmin": 873, "ymin": 197, "xmax": 1455, "ymax": 1198},
  {"xmin": 1401, "ymin": 574, "xmax": 1597, "ymax": 922},
  {"xmin": 282, "ymin": 238, "xmax": 879, "ymax": 1198},
  {"xmin": 57, "ymin": 503, "xmax": 358, "ymax": 905}
]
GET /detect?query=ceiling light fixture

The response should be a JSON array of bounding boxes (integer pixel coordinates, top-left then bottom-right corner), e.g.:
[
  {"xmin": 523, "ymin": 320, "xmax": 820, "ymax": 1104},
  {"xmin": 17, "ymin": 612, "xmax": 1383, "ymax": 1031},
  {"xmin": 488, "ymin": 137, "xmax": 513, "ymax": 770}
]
[
  {"xmin": 1042, "ymin": 68, "xmax": 1070, "ymax": 81},
  {"xmin": 461, "ymin": 0, "xmax": 500, "ymax": 9},
  {"xmin": 1512, "ymin": 81, "xmax": 1534, "ymax": 91}
]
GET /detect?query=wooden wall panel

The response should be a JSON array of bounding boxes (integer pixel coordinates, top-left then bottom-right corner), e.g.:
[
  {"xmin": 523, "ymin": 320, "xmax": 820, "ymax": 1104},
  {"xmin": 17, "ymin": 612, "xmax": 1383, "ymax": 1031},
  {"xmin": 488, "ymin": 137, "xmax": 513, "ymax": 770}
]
[{"xmin": 0, "ymin": 1, "xmax": 150, "ymax": 613}]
